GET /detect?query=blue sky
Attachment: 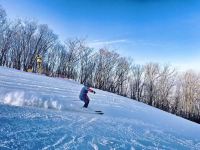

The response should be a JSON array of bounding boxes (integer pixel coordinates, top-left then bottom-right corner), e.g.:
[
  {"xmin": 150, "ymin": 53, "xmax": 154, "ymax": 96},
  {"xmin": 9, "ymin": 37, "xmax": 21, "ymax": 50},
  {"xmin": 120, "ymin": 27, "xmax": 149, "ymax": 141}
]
[{"xmin": 0, "ymin": 0, "xmax": 200, "ymax": 71}]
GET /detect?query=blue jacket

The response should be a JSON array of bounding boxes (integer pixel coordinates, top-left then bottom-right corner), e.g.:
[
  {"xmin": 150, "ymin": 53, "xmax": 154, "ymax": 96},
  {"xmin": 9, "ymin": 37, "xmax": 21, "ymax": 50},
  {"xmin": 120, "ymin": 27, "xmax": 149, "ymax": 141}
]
[
  {"xmin": 79, "ymin": 86, "xmax": 95, "ymax": 101},
  {"xmin": 79, "ymin": 86, "xmax": 89, "ymax": 101}
]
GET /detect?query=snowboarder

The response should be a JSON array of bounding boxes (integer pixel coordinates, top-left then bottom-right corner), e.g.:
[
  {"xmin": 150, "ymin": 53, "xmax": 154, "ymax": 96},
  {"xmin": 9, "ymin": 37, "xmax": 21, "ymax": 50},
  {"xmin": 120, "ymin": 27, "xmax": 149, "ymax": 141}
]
[{"xmin": 79, "ymin": 85, "xmax": 96, "ymax": 108}]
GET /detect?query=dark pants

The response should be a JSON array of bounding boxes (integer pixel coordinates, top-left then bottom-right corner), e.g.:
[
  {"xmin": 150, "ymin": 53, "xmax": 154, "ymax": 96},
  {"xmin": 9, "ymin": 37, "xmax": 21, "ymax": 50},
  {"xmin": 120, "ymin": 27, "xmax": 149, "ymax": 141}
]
[
  {"xmin": 79, "ymin": 96, "xmax": 90, "ymax": 108},
  {"xmin": 83, "ymin": 96, "xmax": 90, "ymax": 108}
]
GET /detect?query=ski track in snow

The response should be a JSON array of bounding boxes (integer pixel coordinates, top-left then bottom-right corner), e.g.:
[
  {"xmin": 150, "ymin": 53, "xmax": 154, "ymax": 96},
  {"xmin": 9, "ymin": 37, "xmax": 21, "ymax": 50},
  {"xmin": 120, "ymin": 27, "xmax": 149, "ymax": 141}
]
[{"xmin": 0, "ymin": 66, "xmax": 200, "ymax": 149}]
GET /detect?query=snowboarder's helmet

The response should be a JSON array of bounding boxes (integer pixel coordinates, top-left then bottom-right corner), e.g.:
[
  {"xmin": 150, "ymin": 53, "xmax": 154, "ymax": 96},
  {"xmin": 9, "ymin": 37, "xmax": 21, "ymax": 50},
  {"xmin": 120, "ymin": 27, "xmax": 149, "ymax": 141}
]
[{"xmin": 84, "ymin": 82, "xmax": 91, "ymax": 87}]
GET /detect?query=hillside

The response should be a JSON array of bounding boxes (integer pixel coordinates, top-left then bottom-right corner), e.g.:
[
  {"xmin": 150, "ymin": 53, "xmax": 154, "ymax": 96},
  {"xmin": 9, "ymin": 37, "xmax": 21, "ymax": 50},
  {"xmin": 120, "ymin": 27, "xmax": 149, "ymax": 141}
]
[{"xmin": 0, "ymin": 66, "xmax": 200, "ymax": 150}]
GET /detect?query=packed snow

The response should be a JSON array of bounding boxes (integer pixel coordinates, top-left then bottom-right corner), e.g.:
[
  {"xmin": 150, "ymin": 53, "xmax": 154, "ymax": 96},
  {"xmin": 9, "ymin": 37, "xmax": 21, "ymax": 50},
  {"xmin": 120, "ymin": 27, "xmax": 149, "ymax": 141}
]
[{"xmin": 0, "ymin": 66, "xmax": 200, "ymax": 150}]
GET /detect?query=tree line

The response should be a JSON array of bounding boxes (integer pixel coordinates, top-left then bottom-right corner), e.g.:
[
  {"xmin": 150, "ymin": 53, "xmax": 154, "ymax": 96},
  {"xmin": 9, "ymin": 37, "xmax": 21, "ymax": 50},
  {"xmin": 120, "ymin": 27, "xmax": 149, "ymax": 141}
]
[{"xmin": 0, "ymin": 6, "xmax": 200, "ymax": 123}]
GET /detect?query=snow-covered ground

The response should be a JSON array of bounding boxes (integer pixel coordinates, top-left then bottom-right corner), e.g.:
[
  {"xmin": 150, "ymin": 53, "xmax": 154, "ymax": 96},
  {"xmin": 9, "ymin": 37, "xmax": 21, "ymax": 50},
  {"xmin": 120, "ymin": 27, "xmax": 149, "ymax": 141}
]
[{"xmin": 0, "ymin": 66, "xmax": 200, "ymax": 150}]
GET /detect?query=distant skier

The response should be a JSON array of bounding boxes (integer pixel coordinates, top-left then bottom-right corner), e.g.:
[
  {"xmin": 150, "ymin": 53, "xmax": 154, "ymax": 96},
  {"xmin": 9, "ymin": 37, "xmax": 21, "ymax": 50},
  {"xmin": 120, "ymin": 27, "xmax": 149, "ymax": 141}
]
[{"xmin": 79, "ymin": 85, "xmax": 96, "ymax": 108}]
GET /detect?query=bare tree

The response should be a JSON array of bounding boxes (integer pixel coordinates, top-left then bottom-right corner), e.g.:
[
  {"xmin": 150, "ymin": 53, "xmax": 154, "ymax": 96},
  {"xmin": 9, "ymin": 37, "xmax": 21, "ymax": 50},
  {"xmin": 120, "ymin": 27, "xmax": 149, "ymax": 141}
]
[
  {"xmin": 114, "ymin": 57, "xmax": 131, "ymax": 96},
  {"xmin": 44, "ymin": 43, "xmax": 65, "ymax": 76},
  {"xmin": 0, "ymin": 6, "xmax": 13, "ymax": 66},
  {"xmin": 129, "ymin": 64, "xmax": 144, "ymax": 101},
  {"xmin": 79, "ymin": 46, "xmax": 95, "ymax": 85},
  {"xmin": 175, "ymin": 71, "xmax": 200, "ymax": 121},
  {"xmin": 143, "ymin": 63, "xmax": 160, "ymax": 105},
  {"xmin": 94, "ymin": 49, "xmax": 119, "ymax": 91},
  {"xmin": 155, "ymin": 65, "xmax": 176, "ymax": 111},
  {"xmin": 64, "ymin": 38, "xmax": 84, "ymax": 79}
]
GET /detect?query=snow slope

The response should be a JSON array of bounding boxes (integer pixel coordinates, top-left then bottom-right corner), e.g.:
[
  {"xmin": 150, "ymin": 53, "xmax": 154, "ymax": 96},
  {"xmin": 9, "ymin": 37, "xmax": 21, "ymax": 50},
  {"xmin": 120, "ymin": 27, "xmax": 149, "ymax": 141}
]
[{"xmin": 0, "ymin": 66, "xmax": 200, "ymax": 150}]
